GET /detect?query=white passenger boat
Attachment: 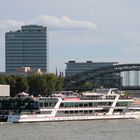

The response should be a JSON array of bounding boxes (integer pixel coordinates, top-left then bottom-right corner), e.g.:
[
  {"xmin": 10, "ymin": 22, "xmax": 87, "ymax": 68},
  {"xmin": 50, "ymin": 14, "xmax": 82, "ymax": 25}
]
[{"xmin": 2, "ymin": 89, "xmax": 140, "ymax": 123}]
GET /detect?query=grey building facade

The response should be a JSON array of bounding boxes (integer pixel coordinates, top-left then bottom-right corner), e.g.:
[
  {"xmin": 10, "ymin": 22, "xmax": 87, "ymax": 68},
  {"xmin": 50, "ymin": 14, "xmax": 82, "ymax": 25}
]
[
  {"xmin": 5, "ymin": 25, "xmax": 48, "ymax": 72},
  {"xmin": 65, "ymin": 61, "xmax": 122, "ymax": 88}
]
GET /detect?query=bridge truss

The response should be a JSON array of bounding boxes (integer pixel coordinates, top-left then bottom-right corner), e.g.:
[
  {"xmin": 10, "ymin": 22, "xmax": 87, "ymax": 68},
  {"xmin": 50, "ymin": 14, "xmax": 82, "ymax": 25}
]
[{"xmin": 65, "ymin": 63, "xmax": 140, "ymax": 90}]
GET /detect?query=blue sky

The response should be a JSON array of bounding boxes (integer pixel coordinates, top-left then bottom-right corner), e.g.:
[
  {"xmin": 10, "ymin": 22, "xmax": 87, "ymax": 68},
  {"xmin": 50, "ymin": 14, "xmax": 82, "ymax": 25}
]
[{"xmin": 0, "ymin": 0, "xmax": 140, "ymax": 73}]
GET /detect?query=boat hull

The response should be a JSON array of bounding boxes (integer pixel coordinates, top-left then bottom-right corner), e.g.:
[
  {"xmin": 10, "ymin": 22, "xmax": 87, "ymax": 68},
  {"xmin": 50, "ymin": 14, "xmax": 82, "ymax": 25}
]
[{"xmin": 7, "ymin": 112, "xmax": 140, "ymax": 123}]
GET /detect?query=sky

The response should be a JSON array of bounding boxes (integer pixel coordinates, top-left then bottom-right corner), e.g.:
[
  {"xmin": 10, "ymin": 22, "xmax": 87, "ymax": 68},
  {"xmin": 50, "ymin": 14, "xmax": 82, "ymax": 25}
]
[{"xmin": 0, "ymin": 0, "xmax": 140, "ymax": 73}]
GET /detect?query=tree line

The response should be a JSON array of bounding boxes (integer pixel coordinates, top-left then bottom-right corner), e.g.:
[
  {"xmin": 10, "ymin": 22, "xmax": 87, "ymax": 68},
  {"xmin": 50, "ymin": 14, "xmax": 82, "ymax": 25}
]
[{"xmin": 0, "ymin": 74, "xmax": 64, "ymax": 97}]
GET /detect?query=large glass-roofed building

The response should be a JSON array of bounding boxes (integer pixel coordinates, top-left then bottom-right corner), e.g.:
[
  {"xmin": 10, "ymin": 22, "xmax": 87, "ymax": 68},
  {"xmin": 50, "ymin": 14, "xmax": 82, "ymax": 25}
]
[
  {"xmin": 65, "ymin": 61, "xmax": 122, "ymax": 88},
  {"xmin": 5, "ymin": 25, "xmax": 48, "ymax": 73}
]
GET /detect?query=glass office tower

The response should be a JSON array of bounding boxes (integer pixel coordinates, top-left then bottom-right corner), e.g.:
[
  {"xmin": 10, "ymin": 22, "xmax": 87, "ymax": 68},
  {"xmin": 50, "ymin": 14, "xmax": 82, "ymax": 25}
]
[{"xmin": 5, "ymin": 25, "xmax": 48, "ymax": 72}]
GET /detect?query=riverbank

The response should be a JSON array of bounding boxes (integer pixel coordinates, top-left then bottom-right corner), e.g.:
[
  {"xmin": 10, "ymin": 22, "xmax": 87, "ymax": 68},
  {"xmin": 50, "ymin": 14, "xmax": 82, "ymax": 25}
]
[{"xmin": 133, "ymin": 98, "xmax": 140, "ymax": 105}]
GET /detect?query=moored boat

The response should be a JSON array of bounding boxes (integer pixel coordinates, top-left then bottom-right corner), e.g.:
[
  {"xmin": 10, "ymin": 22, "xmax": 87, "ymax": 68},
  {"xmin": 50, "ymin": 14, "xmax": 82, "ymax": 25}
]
[{"xmin": 1, "ymin": 88, "xmax": 140, "ymax": 123}]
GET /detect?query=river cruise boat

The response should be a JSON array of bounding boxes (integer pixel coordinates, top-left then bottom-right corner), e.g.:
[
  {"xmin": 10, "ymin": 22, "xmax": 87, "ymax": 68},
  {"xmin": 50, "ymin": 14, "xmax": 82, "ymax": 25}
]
[{"xmin": 0, "ymin": 88, "xmax": 140, "ymax": 123}]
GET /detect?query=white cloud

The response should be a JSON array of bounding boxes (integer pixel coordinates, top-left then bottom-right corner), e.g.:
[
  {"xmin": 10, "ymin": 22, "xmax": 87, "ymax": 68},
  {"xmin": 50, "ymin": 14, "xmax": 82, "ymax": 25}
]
[
  {"xmin": 38, "ymin": 15, "xmax": 96, "ymax": 30},
  {"xmin": 5, "ymin": 20, "xmax": 24, "ymax": 28},
  {"xmin": 0, "ymin": 20, "xmax": 24, "ymax": 30},
  {"xmin": 0, "ymin": 15, "xmax": 96, "ymax": 31}
]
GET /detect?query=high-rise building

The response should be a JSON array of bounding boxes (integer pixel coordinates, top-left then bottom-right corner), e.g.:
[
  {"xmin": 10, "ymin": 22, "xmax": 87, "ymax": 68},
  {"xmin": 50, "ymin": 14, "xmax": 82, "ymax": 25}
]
[{"xmin": 5, "ymin": 25, "xmax": 48, "ymax": 72}]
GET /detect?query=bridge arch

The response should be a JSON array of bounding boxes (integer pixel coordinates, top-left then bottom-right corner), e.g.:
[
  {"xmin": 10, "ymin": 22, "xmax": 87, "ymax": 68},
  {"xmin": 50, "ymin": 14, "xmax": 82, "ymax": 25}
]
[{"xmin": 65, "ymin": 63, "xmax": 140, "ymax": 89}]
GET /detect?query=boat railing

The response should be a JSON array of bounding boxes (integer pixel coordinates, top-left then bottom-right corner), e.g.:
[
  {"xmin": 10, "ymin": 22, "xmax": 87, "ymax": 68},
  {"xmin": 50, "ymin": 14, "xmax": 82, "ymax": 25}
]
[
  {"xmin": 80, "ymin": 95, "xmax": 133, "ymax": 100},
  {"xmin": 0, "ymin": 96, "xmax": 33, "ymax": 101}
]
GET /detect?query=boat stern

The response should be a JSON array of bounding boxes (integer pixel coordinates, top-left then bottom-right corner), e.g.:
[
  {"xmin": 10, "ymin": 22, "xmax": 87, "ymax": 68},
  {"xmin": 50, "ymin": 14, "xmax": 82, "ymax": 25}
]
[{"xmin": 7, "ymin": 115, "xmax": 20, "ymax": 123}]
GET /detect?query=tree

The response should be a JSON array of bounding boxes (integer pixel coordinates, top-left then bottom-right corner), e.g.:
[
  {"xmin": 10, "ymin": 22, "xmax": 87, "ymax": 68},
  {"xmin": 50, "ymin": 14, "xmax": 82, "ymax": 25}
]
[
  {"xmin": 0, "ymin": 73, "xmax": 65, "ymax": 97},
  {"xmin": 0, "ymin": 75, "xmax": 7, "ymax": 84},
  {"xmin": 15, "ymin": 76, "xmax": 29, "ymax": 94},
  {"xmin": 28, "ymin": 74, "xmax": 47, "ymax": 96},
  {"xmin": 45, "ymin": 74, "xmax": 57, "ymax": 93},
  {"xmin": 5, "ymin": 75, "xmax": 17, "ymax": 96},
  {"xmin": 55, "ymin": 77, "xmax": 64, "ymax": 91}
]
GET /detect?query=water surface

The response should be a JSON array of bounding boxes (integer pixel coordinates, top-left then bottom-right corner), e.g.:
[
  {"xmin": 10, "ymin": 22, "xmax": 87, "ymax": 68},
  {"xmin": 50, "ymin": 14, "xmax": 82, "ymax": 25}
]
[{"xmin": 0, "ymin": 119, "xmax": 140, "ymax": 140}]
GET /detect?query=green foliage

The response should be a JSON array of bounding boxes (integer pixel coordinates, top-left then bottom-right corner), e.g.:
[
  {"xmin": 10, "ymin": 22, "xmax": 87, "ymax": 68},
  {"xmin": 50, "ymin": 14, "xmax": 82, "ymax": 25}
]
[
  {"xmin": 5, "ymin": 75, "xmax": 17, "ymax": 96},
  {"xmin": 82, "ymin": 82, "xmax": 93, "ymax": 88},
  {"xmin": 81, "ymin": 81, "xmax": 94, "ymax": 89},
  {"xmin": 0, "ymin": 74, "xmax": 64, "ymax": 96},
  {"xmin": 78, "ymin": 81, "xmax": 100, "ymax": 91},
  {"xmin": 0, "ymin": 75, "xmax": 7, "ymax": 84},
  {"xmin": 27, "ymin": 74, "xmax": 64, "ymax": 96},
  {"xmin": 28, "ymin": 74, "xmax": 47, "ymax": 96},
  {"xmin": 124, "ymin": 91, "xmax": 129, "ymax": 96},
  {"xmin": 15, "ymin": 77, "xmax": 29, "ymax": 94},
  {"xmin": 55, "ymin": 77, "xmax": 64, "ymax": 91},
  {"xmin": 45, "ymin": 74, "xmax": 57, "ymax": 93}
]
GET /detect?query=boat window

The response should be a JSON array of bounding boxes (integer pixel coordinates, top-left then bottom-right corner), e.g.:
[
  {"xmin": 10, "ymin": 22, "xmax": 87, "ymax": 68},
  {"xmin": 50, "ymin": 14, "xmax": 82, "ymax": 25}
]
[
  {"xmin": 74, "ymin": 111, "xmax": 78, "ymax": 114},
  {"xmin": 39, "ymin": 102, "xmax": 44, "ymax": 108},
  {"xmin": 116, "ymin": 102, "xmax": 128, "ymax": 107},
  {"xmin": 93, "ymin": 102, "xmax": 98, "ymax": 107},
  {"xmin": 70, "ymin": 111, "xmax": 73, "ymax": 114},
  {"xmin": 69, "ymin": 103, "xmax": 75, "ymax": 107},
  {"xmin": 79, "ymin": 103, "xmax": 83, "ymax": 107},
  {"xmin": 41, "ymin": 111, "xmax": 52, "ymax": 114},
  {"xmin": 64, "ymin": 103, "xmax": 69, "ymax": 107},
  {"xmin": 79, "ymin": 110, "xmax": 83, "ymax": 114},
  {"xmin": 44, "ymin": 102, "xmax": 48, "ymax": 107},
  {"xmin": 84, "ymin": 103, "xmax": 88, "ymax": 107},
  {"xmin": 75, "ymin": 103, "xmax": 79, "ymax": 107},
  {"xmin": 98, "ymin": 102, "xmax": 107, "ymax": 106},
  {"xmin": 31, "ymin": 102, "xmax": 39, "ymax": 109},
  {"xmin": 65, "ymin": 111, "xmax": 69, "ymax": 114},
  {"xmin": 84, "ymin": 110, "xmax": 88, "ymax": 114},
  {"xmin": 89, "ymin": 110, "xmax": 92, "ymax": 114},
  {"xmin": 89, "ymin": 103, "xmax": 92, "ymax": 107},
  {"xmin": 49, "ymin": 102, "xmax": 54, "ymax": 107},
  {"xmin": 57, "ymin": 111, "xmax": 62, "ymax": 115},
  {"xmin": 60, "ymin": 103, "xmax": 64, "ymax": 107}
]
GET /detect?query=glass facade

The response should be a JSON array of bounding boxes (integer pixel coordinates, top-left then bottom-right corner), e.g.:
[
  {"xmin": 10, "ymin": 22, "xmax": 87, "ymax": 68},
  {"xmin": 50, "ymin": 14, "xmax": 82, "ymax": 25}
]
[
  {"xmin": 5, "ymin": 25, "xmax": 48, "ymax": 72},
  {"xmin": 65, "ymin": 61, "xmax": 118, "ymax": 76},
  {"xmin": 65, "ymin": 61, "xmax": 121, "ymax": 87}
]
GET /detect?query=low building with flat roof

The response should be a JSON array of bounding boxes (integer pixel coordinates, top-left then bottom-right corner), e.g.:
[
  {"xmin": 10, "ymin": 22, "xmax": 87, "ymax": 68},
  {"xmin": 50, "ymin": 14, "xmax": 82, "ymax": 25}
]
[{"xmin": 0, "ymin": 85, "xmax": 10, "ymax": 96}]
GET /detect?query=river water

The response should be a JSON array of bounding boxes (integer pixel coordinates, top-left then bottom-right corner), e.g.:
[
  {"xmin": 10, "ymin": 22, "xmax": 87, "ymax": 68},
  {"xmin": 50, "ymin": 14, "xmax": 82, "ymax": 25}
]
[{"xmin": 0, "ymin": 119, "xmax": 140, "ymax": 140}]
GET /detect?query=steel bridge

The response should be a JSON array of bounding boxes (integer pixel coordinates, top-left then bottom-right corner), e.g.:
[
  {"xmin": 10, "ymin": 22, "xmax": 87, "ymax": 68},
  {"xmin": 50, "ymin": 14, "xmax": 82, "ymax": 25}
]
[{"xmin": 65, "ymin": 63, "xmax": 140, "ymax": 90}]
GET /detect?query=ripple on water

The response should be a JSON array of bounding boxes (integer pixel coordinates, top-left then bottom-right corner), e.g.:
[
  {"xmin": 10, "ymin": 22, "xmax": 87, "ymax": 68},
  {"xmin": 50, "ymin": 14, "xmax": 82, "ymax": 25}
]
[{"xmin": 0, "ymin": 119, "xmax": 140, "ymax": 140}]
